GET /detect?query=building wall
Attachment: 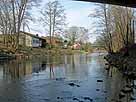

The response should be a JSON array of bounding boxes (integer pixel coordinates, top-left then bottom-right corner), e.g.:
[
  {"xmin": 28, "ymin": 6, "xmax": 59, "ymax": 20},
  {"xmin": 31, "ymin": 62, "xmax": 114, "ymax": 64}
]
[
  {"xmin": 0, "ymin": 32, "xmax": 43, "ymax": 48},
  {"xmin": 19, "ymin": 34, "xmax": 26, "ymax": 46},
  {"xmin": 45, "ymin": 37, "xmax": 62, "ymax": 47},
  {"xmin": 25, "ymin": 34, "xmax": 32, "ymax": 47}
]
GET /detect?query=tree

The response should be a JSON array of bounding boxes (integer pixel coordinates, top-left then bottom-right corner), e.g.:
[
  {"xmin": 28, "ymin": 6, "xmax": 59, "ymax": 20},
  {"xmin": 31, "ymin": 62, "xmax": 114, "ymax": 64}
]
[
  {"xmin": 89, "ymin": 4, "xmax": 135, "ymax": 53},
  {"xmin": 39, "ymin": 0, "xmax": 66, "ymax": 48},
  {"xmin": 64, "ymin": 26, "xmax": 89, "ymax": 45},
  {"xmin": 89, "ymin": 4, "xmax": 114, "ymax": 53},
  {"xmin": 64, "ymin": 26, "xmax": 79, "ymax": 45},
  {"xmin": 0, "ymin": 0, "xmax": 40, "ymax": 51},
  {"xmin": 111, "ymin": 6, "xmax": 135, "ymax": 48}
]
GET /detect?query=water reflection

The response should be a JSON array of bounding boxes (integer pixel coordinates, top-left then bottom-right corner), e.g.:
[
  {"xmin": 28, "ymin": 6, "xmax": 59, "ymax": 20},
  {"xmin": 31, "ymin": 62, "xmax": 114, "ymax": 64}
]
[
  {"xmin": 0, "ymin": 53, "xmax": 134, "ymax": 102},
  {"xmin": 0, "ymin": 54, "xmax": 91, "ymax": 80}
]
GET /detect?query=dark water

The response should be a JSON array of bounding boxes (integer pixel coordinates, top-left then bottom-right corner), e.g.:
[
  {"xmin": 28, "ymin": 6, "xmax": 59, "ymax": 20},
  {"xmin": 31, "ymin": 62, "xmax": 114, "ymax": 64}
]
[{"xmin": 0, "ymin": 53, "xmax": 133, "ymax": 102}]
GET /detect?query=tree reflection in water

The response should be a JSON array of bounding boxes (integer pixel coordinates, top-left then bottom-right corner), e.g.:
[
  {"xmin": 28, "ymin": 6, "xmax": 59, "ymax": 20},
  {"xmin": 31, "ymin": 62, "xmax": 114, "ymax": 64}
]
[
  {"xmin": 2, "ymin": 59, "xmax": 48, "ymax": 79},
  {"xmin": 49, "ymin": 64, "xmax": 54, "ymax": 79},
  {"xmin": 0, "ymin": 54, "xmax": 134, "ymax": 102}
]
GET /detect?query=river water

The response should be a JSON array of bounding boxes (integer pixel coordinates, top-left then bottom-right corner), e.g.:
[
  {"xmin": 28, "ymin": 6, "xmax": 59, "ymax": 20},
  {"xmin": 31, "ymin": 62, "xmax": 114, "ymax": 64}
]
[{"xmin": 0, "ymin": 53, "xmax": 134, "ymax": 102}]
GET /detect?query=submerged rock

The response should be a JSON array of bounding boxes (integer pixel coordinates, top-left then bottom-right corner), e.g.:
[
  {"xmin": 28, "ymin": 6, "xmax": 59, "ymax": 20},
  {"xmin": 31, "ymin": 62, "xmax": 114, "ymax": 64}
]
[
  {"xmin": 119, "ymin": 92, "xmax": 125, "ymax": 99},
  {"xmin": 79, "ymin": 101, "xmax": 84, "ymax": 102},
  {"xmin": 73, "ymin": 97, "xmax": 79, "ymax": 101},
  {"xmin": 103, "ymin": 91, "xmax": 107, "ymax": 93},
  {"xmin": 130, "ymin": 96, "xmax": 136, "ymax": 100},
  {"xmin": 83, "ymin": 97, "xmax": 93, "ymax": 101},
  {"xmin": 68, "ymin": 83, "xmax": 75, "ymax": 86},
  {"xmin": 57, "ymin": 97, "xmax": 63, "ymax": 99},
  {"xmin": 97, "ymin": 80, "xmax": 103, "ymax": 82},
  {"xmin": 121, "ymin": 87, "xmax": 133, "ymax": 93},
  {"xmin": 96, "ymin": 89, "xmax": 100, "ymax": 91},
  {"xmin": 105, "ymin": 63, "xmax": 109, "ymax": 65},
  {"xmin": 55, "ymin": 78, "xmax": 65, "ymax": 81},
  {"xmin": 68, "ymin": 83, "xmax": 80, "ymax": 87}
]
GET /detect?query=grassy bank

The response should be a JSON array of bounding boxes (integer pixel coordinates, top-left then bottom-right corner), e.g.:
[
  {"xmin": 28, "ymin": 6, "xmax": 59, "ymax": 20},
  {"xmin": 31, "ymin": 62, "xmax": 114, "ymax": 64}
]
[
  {"xmin": 17, "ymin": 47, "xmax": 91, "ymax": 57},
  {"xmin": 0, "ymin": 46, "xmax": 92, "ymax": 60},
  {"xmin": 105, "ymin": 44, "xmax": 136, "ymax": 72}
]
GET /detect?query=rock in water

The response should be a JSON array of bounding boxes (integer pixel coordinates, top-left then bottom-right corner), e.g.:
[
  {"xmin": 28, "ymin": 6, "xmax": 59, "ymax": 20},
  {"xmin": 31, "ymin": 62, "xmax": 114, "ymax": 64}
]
[
  {"xmin": 121, "ymin": 87, "xmax": 133, "ymax": 93},
  {"xmin": 130, "ymin": 96, "xmax": 136, "ymax": 100},
  {"xmin": 97, "ymin": 80, "xmax": 103, "ymax": 82},
  {"xmin": 96, "ymin": 89, "xmax": 100, "ymax": 91},
  {"xmin": 76, "ymin": 85, "xmax": 80, "ymax": 87},
  {"xmin": 73, "ymin": 97, "xmax": 79, "ymax": 101},
  {"xmin": 68, "ymin": 83, "xmax": 75, "ymax": 86},
  {"xmin": 119, "ymin": 92, "xmax": 125, "ymax": 99},
  {"xmin": 68, "ymin": 83, "xmax": 80, "ymax": 87},
  {"xmin": 83, "ymin": 97, "xmax": 93, "ymax": 101}
]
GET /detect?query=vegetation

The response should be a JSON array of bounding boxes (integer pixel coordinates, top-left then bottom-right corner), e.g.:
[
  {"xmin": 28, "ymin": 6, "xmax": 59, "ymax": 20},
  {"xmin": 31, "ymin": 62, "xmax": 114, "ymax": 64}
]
[
  {"xmin": 0, "ymin": 0, "xmax": 40, "ymax": 52},
  {"xmin": 90, "ymin": 4, "xmax": 135, "ymax": 53},
  {"xmin": 2, "ymin": 1, "xmax": 135, "ymax": 58},
  {"xmin": 39, "ymin": 0, "xmax": 66, "ymax": 49},
  {"xmin": 64, "ymin": 26, "xmax": 89, "ymax": 45}
]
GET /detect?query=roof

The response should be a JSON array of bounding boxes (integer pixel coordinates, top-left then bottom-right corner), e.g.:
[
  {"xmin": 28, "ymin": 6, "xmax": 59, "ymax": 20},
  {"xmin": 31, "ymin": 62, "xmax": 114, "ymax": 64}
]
[
  {"xmin": 75, "ymin": 0, "xmax": 136, "ymax": 8},
  {"xmin": 20, "ymin": 31, "xmax": 44, "ymax": 40},
  {"xmin": 43, "ymin": 36, "xmax": 62, "ymax": 41},
  {"xmin": 0, "ymin": 32, "xmax": 45, "ymax": 40}
]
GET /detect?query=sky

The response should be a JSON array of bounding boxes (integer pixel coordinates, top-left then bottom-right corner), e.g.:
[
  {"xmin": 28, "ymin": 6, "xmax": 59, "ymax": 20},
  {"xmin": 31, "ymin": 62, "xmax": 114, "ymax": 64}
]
[{"xmin": 28, "ymin": 0, "xmax": 99, "ymax": 43}]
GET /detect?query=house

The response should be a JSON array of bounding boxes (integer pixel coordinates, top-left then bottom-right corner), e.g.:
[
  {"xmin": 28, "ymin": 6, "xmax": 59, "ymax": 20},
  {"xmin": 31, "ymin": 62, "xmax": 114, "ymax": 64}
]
[
  {"xmin": 71, "ymin": 43, "xmax": 81, "ymax": 50},
  {"xmin": 19, "ymin": 31, "xmax": 46, "ymax": 48},
  {"xmin": 0, "ymin": 31, "xmax": 46, "ymax": 48},
  {"xmin": 43, "ymin": 36, "xmax": 63, "ymax": 47}
]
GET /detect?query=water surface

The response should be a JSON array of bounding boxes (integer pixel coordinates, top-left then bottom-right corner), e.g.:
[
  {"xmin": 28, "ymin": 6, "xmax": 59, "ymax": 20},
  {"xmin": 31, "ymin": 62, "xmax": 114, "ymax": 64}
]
[{"xmin": 0, "ymin": 53, "xmax": 130, "ymax": 102}]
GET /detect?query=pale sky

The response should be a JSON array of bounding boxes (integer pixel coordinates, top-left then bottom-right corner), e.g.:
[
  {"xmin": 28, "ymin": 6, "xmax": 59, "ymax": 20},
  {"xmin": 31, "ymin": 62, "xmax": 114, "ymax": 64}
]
[{"xmin": 28, "ymin": 0, "xmax": 99, "ymax": 43}]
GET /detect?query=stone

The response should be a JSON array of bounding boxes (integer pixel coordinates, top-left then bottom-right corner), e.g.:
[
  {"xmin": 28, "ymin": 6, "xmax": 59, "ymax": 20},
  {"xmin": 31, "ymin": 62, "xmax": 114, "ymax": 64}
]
[
  {"xmin": 104, "ymin": 91, "xmax": 107, "ymax": 93},
  {"xmin": 121, "ymin": 87, "xmax": 133, "ymax": 93},
  {"xmin": 96, "ymin": 89, "xmax": 100, "ymax": 91},
  {"xmin": 105, "ymin": 63, "xmax": 109, "ymax": 65},
  {"xmin": 68, "ymin": 83, "xmax": 75, "ymax": 86},
  {"xmin": 73, "ymin": 97, "xmax": 79, "ymax": 101},
  {"xmin": 76, "ymin": 85, "xmax": 80, "ymax": 87},
  {"xmin": 130, "ymin": 96, "xmax": 135, "ymax": 100},
  {"xmin": 119, "ymin": 92, "xmax": 125, "ymax": 99},
  {"xmin": 83, "ymin": 97, "xmax": 93, "ymax": 101},
  {"xmin": 97, "ymin": 80, "xmax": 103, "ymax": 82},
  {"xmin": 68, "ymin": 83, "xmax": 80, "ymax": 87}
]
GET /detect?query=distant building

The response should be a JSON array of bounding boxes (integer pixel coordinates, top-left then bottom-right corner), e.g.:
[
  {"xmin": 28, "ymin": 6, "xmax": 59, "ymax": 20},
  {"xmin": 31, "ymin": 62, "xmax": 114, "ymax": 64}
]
[
  {"xmin": 71, "ymin": 43, "xmax": 81, "ymax": 50},
  {"xmin": 43, "ymin": 36, "xmax": 63, "ymax": 47},
  {"xmin": 0, "ymin": 31, "xmax": 46, "ymax": 48},
  {"xmin": 19, "ymin": 31, "xmax": 46, "ymax": 47}
]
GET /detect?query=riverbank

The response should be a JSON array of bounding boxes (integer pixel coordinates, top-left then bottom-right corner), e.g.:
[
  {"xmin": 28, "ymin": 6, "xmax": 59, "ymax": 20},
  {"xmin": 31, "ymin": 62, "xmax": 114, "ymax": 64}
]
[
  {"xmin": 0, "ymin": 47, "xmax": 91, "ymax": 60},
  {"xmin": 19, "ymin": 47, "xmax": 90, "ymax": 56},
  {"xmin": 104, "ymin": 45, "xmax": 136, "ymax": 101},
  {"xmin": 0, "ymin": 53, "xmax": 16, "ymax": 60},
  {"xmin": 104, "ymin": 45, "xmax": 136, "ymax": 75}
]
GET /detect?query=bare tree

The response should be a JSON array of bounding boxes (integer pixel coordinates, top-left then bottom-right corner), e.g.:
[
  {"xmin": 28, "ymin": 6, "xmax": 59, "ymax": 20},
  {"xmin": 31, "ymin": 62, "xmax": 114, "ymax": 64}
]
[
  {"xmin": 39, "ymin": 0, "xmax": 66, "ymax": 49},
  {"xmin": 89, "ymin": 4, "xmax": 135, "ymax": 53},
  {"xmin": 89, "ymin": 4, "xmax": 114, "ymax": 53},
  {"xmin": 64, "ymin": 26, "xmax": 89, "ymax": 45},
  {"xmin": 0, "ymin": 0, "xmax": 40, "ymax": 52}
]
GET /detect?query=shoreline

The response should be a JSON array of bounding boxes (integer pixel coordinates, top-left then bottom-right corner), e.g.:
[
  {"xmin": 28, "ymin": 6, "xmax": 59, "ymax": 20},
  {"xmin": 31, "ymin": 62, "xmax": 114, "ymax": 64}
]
[
  {"xmin": 0, "ymin": 48, "xmax": 92, "ymax": 60},
  {"xmin": 104, "ymin": 52, "xmax": 136, "ymax": 101}
]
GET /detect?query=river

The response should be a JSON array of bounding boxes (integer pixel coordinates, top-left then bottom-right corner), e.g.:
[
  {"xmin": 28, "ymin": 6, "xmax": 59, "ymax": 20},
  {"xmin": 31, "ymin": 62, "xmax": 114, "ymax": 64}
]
[{"xmin": 0, "ymin": 53, "xmax": 134, "ymax": 102}]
